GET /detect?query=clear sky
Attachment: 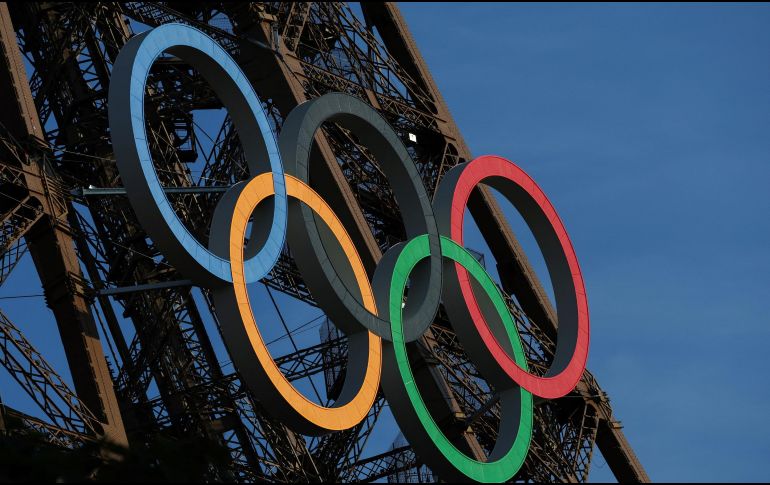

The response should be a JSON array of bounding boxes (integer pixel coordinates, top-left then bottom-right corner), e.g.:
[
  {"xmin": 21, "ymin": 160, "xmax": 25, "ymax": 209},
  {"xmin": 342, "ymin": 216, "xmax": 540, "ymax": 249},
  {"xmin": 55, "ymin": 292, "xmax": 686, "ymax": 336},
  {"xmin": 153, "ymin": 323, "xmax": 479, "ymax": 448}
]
[
  {"xmin": 397, "ymin": 2, "xmax": 770, "ymax": 482},
  {"xmin": 0, "ymin": 3, "xmax": 768, "ymax": 483}
]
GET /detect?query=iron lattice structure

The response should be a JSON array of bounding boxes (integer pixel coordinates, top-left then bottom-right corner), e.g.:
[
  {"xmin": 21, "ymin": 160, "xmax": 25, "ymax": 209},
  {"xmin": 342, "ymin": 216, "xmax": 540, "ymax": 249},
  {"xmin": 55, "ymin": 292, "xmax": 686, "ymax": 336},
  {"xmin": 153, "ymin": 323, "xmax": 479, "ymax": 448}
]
[{"xmin": 0, "ymin": 2, "xmax": 649, "ymax": 482}]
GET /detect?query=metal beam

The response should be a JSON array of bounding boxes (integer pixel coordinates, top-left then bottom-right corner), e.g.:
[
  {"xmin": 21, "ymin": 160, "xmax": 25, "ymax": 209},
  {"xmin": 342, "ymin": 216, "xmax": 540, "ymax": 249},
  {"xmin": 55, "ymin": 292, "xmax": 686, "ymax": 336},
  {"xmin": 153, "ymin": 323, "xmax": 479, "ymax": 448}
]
[
  {"xmin": 0, "ymin": 2, "xmax": 126, "ymax": 447},
  {"xmin": 0, "ymin": 309, "xmax": 102, "ymax": 437},
  {"xmin": 74, "ymin": 186, "xmax": 230, "ymax": 197}
]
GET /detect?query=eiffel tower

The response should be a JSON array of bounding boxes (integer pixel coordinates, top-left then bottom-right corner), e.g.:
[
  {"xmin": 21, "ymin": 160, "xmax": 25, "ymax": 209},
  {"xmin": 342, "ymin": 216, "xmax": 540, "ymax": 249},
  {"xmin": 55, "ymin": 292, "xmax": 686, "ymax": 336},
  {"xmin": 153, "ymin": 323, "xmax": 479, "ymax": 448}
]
[{"xmin": 0, "ymin": 2, "xmax": 648, "ymax": 482}]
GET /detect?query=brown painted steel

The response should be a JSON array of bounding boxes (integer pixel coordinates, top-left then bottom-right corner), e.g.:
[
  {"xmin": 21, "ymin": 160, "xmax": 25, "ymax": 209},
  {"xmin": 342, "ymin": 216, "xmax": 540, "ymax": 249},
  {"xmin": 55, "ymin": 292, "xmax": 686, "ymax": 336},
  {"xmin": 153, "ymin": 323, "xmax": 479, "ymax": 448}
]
[{"xmin": 0, "ymin": 2, "xmax": 127, "ymax": 447}]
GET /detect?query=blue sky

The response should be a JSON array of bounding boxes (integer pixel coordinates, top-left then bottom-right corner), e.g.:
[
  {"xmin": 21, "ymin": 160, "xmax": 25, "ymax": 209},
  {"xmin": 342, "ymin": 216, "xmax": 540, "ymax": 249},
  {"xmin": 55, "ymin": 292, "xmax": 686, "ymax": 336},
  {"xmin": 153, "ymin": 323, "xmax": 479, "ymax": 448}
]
[
  {"xmin": 1, "ymin": 2, "xmax": 768, "ymax": 483},
  {"xmin": 398, "ymin": 2, "xmax": 770, "ymax": 482}
]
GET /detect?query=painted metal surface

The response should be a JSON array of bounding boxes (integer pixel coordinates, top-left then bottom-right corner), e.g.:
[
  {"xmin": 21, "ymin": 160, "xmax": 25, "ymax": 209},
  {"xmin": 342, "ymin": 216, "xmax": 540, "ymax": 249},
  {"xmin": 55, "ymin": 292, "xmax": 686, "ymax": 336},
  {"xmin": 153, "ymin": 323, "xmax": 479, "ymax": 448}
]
[
  {"xmin": 108, "ymin": 24, "xmax": 589, "ymax": 482},
  {"xmin": 378, "ymin": 235, "xmax": 533, "ymax": 483},
  {"xmin": 212, "ymin": 173, "xmax": 382, "ymax": 435},
  {"xmin": 279, "ymin": 92, "xmax": 442, "ymax": 342},
  {"xmin": 109, "ymin": 23, "xmax": 286, "ymax": 286},
  {"xmin": 433, "ymin": 156, "xmax": 590, "ymax": 399}
]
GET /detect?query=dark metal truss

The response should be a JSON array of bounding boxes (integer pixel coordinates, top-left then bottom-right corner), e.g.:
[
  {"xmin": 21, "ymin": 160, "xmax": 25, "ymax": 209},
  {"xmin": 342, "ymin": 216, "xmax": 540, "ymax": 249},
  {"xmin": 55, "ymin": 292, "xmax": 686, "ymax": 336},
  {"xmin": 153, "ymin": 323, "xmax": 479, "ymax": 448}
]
[{"xmin": 0, "ymin": 2, "xmax": 649, "ymax": 483}]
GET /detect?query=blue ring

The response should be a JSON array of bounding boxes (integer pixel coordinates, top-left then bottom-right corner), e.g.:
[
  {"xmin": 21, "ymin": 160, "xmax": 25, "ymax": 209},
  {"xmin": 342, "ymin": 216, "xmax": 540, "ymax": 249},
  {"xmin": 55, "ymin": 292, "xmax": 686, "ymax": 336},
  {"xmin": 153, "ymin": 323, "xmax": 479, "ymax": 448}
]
[{"xmin": 109, "ymin": 24, "xmax": 286, "ymax": 285}]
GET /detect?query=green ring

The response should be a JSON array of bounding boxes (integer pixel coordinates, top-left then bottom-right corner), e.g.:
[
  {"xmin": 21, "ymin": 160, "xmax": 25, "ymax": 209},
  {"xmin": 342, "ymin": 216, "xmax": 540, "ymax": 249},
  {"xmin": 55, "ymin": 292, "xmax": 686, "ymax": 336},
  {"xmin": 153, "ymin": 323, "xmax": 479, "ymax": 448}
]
[{"xmin": 388, "ymin": 235, "xmax": 533, "ymax": 482}]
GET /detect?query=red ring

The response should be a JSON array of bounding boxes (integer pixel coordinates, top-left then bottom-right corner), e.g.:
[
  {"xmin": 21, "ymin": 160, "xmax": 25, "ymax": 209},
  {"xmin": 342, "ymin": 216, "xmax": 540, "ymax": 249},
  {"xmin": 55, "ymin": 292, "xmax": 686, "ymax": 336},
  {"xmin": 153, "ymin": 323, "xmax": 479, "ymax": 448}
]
[{"xmin": 449, "ymin": 155, "xmax": 589, "ymax": 399}]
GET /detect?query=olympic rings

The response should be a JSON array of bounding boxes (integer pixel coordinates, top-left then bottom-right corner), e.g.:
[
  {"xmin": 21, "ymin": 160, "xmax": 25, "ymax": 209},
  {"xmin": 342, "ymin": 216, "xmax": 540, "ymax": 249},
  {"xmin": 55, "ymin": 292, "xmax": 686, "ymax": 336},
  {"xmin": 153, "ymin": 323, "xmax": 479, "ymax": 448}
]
[
  {"xmin": 109, "ymin": 24, "xmax": 590, "ymax": 483},
  {"xmin": 108, "ymin": 24, "xmax": 287, "ymax": 286},
  {"xmin": 211, "ymin": 173, "xmax": 381, "ymax": 435},
  {"xmin": 433, "ymin": 156, "xmax": 589, "ymax": 399}
]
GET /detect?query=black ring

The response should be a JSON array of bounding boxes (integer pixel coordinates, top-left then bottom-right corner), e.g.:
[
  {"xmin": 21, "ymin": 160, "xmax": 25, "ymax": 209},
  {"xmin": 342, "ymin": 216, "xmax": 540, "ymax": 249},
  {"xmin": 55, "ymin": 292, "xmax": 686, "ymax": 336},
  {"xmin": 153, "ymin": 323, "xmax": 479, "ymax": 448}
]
[{"xmin": 279, "ymin": 93, "xmax": 442, "ymax": 342}]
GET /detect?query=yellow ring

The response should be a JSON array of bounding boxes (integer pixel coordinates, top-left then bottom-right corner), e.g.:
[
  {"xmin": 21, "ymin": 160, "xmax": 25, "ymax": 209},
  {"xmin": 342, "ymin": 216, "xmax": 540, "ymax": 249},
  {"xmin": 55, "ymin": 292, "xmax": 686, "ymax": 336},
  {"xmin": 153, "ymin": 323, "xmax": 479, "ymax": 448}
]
[{"xmin": 229, "ymin": 173, "xmax": 381, "ymax": 431}]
